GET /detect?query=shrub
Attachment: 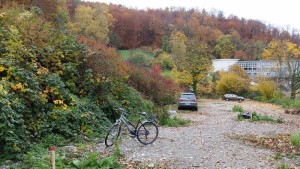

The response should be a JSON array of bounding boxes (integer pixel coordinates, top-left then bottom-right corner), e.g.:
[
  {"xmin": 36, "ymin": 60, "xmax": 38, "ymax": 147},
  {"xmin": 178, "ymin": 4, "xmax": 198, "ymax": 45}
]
[
  {"xmin": 232, "ymin": 105, "xmax": 244, "ymax": 112},
  {"xmin": 8, "ymin": 143, "xmax": 123, "ymax": 169},
  {"xmin": 291, "ymin": 132, "xmax": 300, "ymax": 148},
  {"xmin": 126, "ymin": 53, "xmax": 152, "ymax": 67},
  {"xmin": 276, "ymin": 163, "xmax": 290, "ymax": 169},
  {"xmin": 216, "ymin": 72, "xmax": 249, "ymax": 95},
  {"xmin": 237, "ymin": 112, "xmax": 284, "ymax": 123},
  {"xmin": 128, "ymin": 64, "xmax": 179, "ymax": 106},
  {"xmin": 153, "ymin": 53, "xmax": 175, "ymax": 70},
  {"xmin": 258, "ymin": 79, "xmax": 277, "ymax": 100},
  {"xmin": 268, "ymin": 97, "xmax": 293, "ymax": 108}
]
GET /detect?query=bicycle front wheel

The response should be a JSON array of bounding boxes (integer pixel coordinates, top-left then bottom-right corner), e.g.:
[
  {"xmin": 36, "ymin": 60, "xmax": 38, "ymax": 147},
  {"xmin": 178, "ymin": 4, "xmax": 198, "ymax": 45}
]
[
  {"xmin": 105, "ymin": 124, "xmax": 121, "ymax": 147},
  {"xmin": 137, "ymin": 121, "xmax": 158, "ymax": 145}
]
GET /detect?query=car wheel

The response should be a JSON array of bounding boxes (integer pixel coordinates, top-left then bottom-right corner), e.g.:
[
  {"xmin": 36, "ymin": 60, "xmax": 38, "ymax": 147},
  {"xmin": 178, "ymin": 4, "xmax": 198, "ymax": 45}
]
[
  {"xmin": 178, "ymin": 107, "xmax": 181, "ymax": 110},
  {"xmin": 194, "ymin": 107, "xmax": 198, "ymax": 111},
  {"xmin": 238, "ymin": 99, "xmax": 242, "ymax": 102},
  {"xmin": 225, "ymin": 98, "xmax": 229, "ymax": 101}
]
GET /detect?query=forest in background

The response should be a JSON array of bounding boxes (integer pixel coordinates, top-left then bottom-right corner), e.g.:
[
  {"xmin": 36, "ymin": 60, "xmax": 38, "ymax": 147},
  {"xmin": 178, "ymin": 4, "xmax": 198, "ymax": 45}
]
[{"xmin": 0, "ymin": 0, "xmax": 299, "ymax": 167}]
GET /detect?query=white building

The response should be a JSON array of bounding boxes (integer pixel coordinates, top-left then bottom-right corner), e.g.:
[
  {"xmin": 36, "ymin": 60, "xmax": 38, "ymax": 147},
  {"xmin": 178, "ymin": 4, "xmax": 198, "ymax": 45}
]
[
  {"xmin": 212, "ymin": 59, "xmax": 293, "ymax": 78},
  {"xmin": 212, "ymin": 59, "xmax": 240, "ymax": 72}
]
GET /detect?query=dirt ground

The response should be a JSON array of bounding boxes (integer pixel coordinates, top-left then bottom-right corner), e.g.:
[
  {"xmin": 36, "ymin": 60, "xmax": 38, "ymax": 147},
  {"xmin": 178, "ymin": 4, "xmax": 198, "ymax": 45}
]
[{"xmin": 99, "ymin": 99, "xmax": 300, "ymax": 169}]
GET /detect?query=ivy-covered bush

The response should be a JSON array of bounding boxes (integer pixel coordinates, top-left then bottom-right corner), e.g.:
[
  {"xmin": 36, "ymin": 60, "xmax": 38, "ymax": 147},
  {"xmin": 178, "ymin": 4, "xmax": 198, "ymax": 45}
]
[{"xmin": 0, "ymin": 4, "xmax": 155, "ymax": 161}]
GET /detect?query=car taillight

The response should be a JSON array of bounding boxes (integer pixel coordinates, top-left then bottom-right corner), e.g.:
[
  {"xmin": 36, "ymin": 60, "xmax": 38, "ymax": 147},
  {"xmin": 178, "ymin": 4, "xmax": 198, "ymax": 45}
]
[{"xmin": 193, "ymin": 98, "xmax": 197, "ymax": 101}]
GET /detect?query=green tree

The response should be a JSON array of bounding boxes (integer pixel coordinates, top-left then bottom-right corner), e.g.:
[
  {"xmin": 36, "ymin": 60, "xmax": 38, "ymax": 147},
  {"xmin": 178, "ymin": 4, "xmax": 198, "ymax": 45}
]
[
  {"xmin": 153, "ymin": 52, "xmax": 175, "ymax": 70},
  {"xmin": 174, "ymin": 38, "xmax": 212, "ymax": 94},
  {"xmin": 214, "ymin": 34, "xmax": 236, "ymax": 59},
  {"xmin": 169, "ymin": 30, "xmax": 187, "ymax": 60}
]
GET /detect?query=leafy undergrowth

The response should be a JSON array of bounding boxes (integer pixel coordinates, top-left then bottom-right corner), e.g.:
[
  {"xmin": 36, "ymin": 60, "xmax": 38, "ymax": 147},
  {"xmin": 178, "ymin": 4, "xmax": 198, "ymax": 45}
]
[
  {"xmin": 229, "ymin": 134, "xmax": 300, "ymax": 154},
  {"xmin": 159, "ymin": 116, "xmax": 191, "ymax": 127},
  {"xmin": 237, "ymin": 112, "xmax": 285, "ymax": 123}
]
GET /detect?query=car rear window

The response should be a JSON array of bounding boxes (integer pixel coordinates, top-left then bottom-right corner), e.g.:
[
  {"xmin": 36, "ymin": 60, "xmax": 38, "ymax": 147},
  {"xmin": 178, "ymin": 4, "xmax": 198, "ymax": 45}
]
[{"xmin": 180, "ymin": 94, "xmax": 195, "ymax": 99}]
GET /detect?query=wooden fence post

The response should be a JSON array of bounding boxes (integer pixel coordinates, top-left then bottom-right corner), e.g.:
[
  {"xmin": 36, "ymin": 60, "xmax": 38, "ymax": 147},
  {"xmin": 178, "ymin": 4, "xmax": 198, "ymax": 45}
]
[{"xmin": 50, "ymin": 146, "xmax": 55, "ymax": 169}]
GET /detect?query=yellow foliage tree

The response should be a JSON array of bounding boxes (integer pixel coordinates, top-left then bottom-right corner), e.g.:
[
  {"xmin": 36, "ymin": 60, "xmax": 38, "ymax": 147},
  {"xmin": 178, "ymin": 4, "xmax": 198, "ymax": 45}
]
[
  {"xmin": 229, "ymin": 64, "xmax": 250, "ymax": 80},
  {"xmin": 173, "ymin": 38, "xmax": 212, "ymax": 94},
  {"xmin": 258, "ymin": 79, "xmax": 276, "ymax": 100},
  {"xmin": 216, "ymin": 69, "xmax": 250, "ymax": 95},
  {"xmin": 66, "ymin": 4, "xmax": 110, "ymax": 44},
  {"xmin": 169, "ymin": 30, "xmax": 187, "ymax": 61},
  {"xmin": 262, "ymin": 40, "xmax": 300, "ymax": 100}
]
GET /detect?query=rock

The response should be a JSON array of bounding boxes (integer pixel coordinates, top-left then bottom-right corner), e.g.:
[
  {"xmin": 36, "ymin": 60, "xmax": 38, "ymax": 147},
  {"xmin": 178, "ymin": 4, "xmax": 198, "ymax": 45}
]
[
  {"xmin": 62, "ymin": 145, "xmax": 78, "ymax": 152},
  {"xmin": 148, "ymin": 163, "xmax": 155, "ymax": 168},
  {"xmin": 167, "ymin": 110, "xmax": 177, "ymax": 118}
]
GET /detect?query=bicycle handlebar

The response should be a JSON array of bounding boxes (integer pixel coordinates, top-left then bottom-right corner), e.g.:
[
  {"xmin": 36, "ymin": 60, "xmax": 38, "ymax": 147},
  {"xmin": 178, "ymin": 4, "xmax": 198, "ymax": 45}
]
[{"xmin": 115, "ymin": 107, "xmax": 130, "ymax": 115}]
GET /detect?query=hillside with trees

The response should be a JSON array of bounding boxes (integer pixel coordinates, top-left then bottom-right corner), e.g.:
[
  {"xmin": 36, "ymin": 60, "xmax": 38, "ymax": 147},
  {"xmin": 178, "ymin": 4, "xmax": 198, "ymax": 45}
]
[{"xmin": 0, "ymin": 0, "xmax": 299, "ymax": 167}]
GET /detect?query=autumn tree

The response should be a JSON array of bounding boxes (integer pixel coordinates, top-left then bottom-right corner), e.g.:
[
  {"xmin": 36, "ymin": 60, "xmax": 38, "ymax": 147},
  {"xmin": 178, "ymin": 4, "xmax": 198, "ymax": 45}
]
[
  {"xmin": 216, "ymin": 72, "xmax": 249, "ymax": 95},
  {"xmin": 258, "ymin": 79, "xmax": 277, "ymax": 100},
  {"xmin": 229, "ymin": 64, "xmax": 250, "ymax": 80},
  {"xmin": 169, "ymin": 30, "xmax": 187, "ymax": 60},
  {"xmin": 214, "ymin": 34, "xmax": 236, "ymax": 59},
  {"xmin": 216, "ymin": 65, "xmax": 250, "ymax": 95},
  {"xmin": 262, "ymin": 40, "xmax": 300, "ymax": 100},
  {"xmin": 66, "ymin": 4, "xmax": 110, "ymax": 44},
  {"xmin": 173, "ymin": 38, "xmax": 212, "ymax": 94}
]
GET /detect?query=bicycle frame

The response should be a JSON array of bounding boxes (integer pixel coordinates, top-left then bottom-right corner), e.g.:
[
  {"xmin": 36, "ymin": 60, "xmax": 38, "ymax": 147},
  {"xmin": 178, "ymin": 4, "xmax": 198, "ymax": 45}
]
[{"xmin": 116, "ymin": 112, "xmax": 142, "ymax": 136}]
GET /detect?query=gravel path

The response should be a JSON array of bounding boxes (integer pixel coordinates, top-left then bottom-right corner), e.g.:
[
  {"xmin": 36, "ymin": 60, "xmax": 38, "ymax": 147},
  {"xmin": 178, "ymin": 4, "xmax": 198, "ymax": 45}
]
[{"xmin": 99, "ymin": 99, "xmax": 300, "ymax": 169}]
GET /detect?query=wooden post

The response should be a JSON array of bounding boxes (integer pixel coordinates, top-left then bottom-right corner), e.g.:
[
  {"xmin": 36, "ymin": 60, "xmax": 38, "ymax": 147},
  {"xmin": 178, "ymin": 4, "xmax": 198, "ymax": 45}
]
[{"xmin": 50, "ymin": 146, "xmax": 55, "ymax": 169}]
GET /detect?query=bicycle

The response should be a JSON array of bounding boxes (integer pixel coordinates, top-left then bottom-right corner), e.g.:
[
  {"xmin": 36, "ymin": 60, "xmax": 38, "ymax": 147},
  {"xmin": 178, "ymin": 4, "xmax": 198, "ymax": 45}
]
[{"xmin": 105, "ymin": 107, "xmax": 158, "ymax": 147}]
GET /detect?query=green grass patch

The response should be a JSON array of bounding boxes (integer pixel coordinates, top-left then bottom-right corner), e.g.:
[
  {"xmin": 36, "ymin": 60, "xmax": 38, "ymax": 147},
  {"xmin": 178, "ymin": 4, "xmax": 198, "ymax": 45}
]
[
  {"xmin": 118, "ymin": 50, "xmax": 154, "ymax": 60},
  {"xmin": 276, "ymin": 163, "xmax": 291, "ymax": 169},
  {"xmin": 159, "ymin": 116, "xmax": 190, "ymax": 127},
  {"xmin": 237, "ymin": 112, "xmax": 284, "ymax": 123},
  {"xmin": 291, "ymin": 132, "xmax": 300, "ymax": 148},
  {"xmin": 232, "ymin": 105, "xmax": 244, "ymax": 112},
  {"xmin": 268, "ymin": 97, "xmax": 300, "ymax": 109},
  {"xmin": 161, "ymin": 69, "xmax": 172, "ymax": 77}
]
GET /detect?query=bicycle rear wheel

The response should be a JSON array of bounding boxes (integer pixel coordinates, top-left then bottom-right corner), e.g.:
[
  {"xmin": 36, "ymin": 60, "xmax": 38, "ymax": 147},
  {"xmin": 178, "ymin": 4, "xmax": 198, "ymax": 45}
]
[
  {"xmin": 137, "ymin": 121, "xmax": 158, "ymax": 145},
  {"xmin": 105, "ymin": 124, "xmax": 121, "ymax": 147}
]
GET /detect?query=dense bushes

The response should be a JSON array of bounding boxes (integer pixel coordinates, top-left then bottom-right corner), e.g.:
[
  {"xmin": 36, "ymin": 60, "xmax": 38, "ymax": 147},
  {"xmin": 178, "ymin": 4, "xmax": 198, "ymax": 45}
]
[
  {"xmin": 127, "ymin": 52, "xmax": 153, "ymax": 67},
  {"xmin": 127, "ymin": 64, "xmax": 179, "ymax": 106},
  {"xmin": 257, "ymin": 79, "xmax": 278, "ymax": 100},
  {"xmin": 0, "ymin": 4, "xmax": 155, "ymax": 161}
]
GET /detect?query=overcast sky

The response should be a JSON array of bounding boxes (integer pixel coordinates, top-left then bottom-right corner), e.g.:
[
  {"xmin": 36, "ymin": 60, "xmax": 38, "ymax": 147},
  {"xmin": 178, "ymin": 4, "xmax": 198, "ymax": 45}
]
[{"xmin": 84, "ymin": 0, "xmax": 300, "ymax": 31}]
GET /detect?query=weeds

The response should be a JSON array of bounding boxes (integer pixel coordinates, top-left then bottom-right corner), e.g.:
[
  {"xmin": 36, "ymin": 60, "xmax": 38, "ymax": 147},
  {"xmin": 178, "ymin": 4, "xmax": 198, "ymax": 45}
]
[
  {"xmin": 276, "ymin": 163, "xmax": 290, "ymax": 169},
  {"xmin": 232, "ymin": 105, "xmax": 244, "ymax": 112},
  {"xmin": 159, "ymin": 116, "xmax": 190, "ymax": 127},
  {"xmin": 237, "ymin": 111, "xmax": 284, "ymax": 123},
  {"xmin": 5, "ymin": 141, "xmax": 123, "ymax": 169},
  {"xmin": 291, "ymin": 132, "xmax": 300, "ymax": 148},
  {"xmin": 274, "ymin": 153, "xmax": 284, "ymax": 160}
]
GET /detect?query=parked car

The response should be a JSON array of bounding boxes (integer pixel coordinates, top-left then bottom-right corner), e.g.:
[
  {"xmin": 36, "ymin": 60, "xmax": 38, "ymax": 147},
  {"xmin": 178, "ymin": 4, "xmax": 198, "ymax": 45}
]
[
  {"xmin": 223, "ymin": 94, "xmax": 244, "ymax": 102},
  {"xmin": 178, "ymin": 93, "xmax": 198, "ymax": 111}
]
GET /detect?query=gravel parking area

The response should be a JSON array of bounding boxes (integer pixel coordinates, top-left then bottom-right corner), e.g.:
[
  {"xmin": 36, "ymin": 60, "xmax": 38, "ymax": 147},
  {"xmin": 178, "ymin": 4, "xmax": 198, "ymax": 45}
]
[{"xmin": 99, "ymin": 99, "xmax": 300, "ymax": 169}]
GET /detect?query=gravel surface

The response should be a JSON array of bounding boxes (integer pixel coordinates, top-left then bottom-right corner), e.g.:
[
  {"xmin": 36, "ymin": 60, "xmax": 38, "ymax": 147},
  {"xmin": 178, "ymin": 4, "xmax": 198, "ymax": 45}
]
[{"xmin": 98, "ymin": 99, "xmax": 300, "ymax": 169}]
